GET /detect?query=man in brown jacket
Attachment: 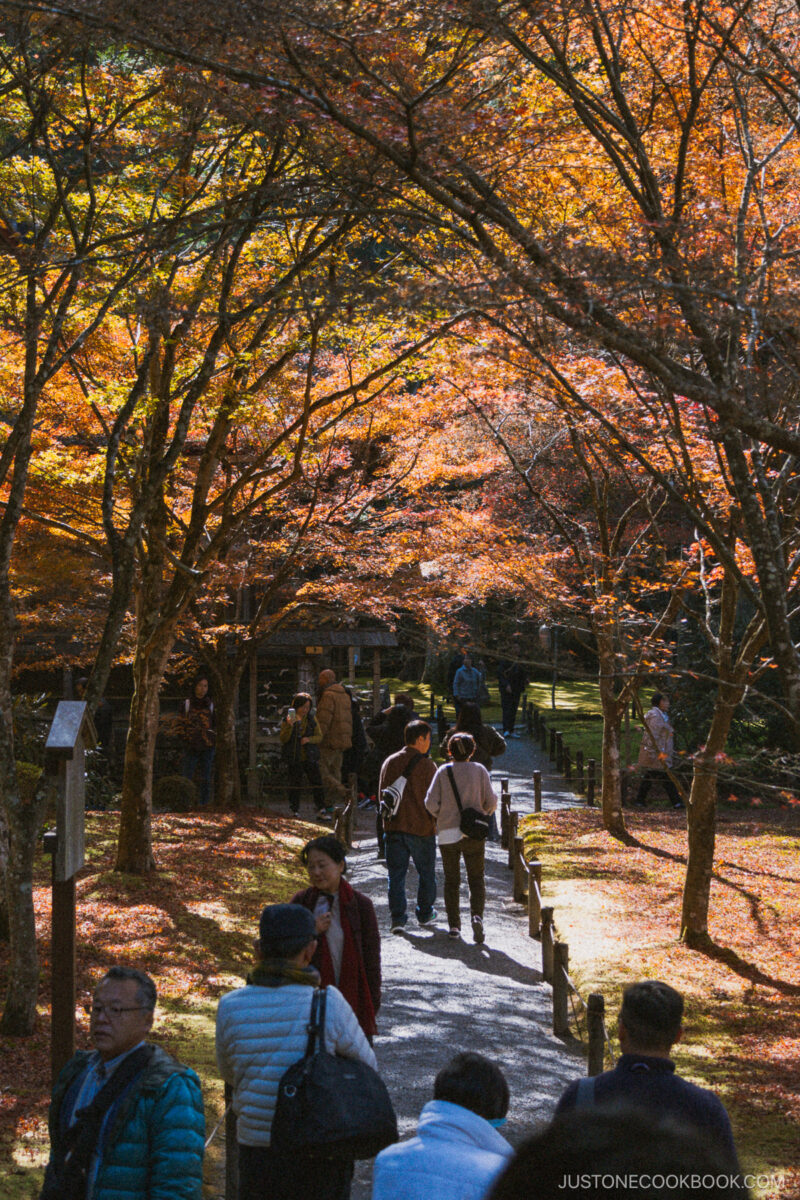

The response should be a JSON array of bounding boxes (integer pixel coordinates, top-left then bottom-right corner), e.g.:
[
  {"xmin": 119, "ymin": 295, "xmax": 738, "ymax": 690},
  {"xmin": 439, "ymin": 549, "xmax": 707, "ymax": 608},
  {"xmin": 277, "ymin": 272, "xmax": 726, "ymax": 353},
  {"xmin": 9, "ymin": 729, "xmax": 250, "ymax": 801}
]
[
  {"xmin": 317, "ymin": 669, "xmax": 353, "ymax": 809},
  {"xmin": 378, "ymin": 720, "xmax": 438, "ymax": 933}
]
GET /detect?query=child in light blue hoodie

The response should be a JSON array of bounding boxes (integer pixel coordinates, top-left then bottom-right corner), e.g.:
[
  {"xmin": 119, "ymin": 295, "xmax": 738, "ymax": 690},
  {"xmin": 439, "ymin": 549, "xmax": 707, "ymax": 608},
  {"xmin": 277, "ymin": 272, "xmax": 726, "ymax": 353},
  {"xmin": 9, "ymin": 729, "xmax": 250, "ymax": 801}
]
[{"xmin": 371, "ymin": 1053, "xmax": 512, "ymax": 1200}]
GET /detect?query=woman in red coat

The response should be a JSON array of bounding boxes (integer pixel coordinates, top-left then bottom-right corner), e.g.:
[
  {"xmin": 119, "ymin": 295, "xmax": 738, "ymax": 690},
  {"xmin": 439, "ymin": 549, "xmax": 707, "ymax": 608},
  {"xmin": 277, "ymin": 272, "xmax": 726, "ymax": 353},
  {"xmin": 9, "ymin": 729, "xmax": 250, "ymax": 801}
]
[{"xmin": 291, "ymin": 835, "xmax": 381, "ymax": 1041}]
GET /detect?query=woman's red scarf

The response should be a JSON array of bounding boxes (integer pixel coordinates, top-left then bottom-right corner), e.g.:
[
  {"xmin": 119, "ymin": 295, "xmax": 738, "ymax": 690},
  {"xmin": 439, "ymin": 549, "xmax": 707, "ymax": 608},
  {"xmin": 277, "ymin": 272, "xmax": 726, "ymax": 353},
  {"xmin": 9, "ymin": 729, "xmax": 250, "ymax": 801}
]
[{"xmin": 315, "ymin": 877, "xmax": 376, "ymax": 1038}]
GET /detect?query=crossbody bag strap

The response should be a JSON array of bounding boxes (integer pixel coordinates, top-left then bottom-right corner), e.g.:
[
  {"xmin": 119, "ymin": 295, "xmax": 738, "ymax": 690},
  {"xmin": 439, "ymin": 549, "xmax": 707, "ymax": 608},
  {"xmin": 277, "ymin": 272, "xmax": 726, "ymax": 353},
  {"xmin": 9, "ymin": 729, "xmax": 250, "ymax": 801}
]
[
  {"xmin": 304, "ymin": 988, "xmax": 321, "ymax": 1059},
  {"xmin": 62, "ymin": 1045, "xmax": 155, "ymax": 1178},
  {"xmin": 403, "ymin": 752, "xmax": 423, "ymax": 779},
  {"xmin": 445, "ymin": 764, "xmax": 464, "ymax": 812},
  {"xmin": 317, "ymin": 987, "xmax": 327, "ymax": 1054}
]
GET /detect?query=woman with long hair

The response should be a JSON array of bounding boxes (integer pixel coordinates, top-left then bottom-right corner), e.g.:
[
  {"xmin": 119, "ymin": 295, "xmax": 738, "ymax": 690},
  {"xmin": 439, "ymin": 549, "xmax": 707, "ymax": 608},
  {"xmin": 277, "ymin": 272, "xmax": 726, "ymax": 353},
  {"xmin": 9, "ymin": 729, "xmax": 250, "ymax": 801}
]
[
  {"xmin": 290, "ymin": 835, "xmax": 381, "ymax": 1040},
  {"xmin": 424, "ymin": 733, "xmax": 498, "ymax": 944},
  {"xmin": 179, "ymin": 672, "xmax": 216, "ymax": 806},
  {"xmin": 444, "ymin": 701, "xmax": 506, "ymax": 772}
]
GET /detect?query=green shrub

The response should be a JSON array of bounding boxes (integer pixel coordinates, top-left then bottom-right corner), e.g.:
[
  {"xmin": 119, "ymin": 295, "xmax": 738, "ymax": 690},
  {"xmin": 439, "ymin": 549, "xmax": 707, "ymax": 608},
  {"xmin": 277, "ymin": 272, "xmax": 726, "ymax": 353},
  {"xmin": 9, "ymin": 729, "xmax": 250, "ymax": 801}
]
[{"xmin": 153, "ymin": 774, "xmax": 197, "ymax": 812}]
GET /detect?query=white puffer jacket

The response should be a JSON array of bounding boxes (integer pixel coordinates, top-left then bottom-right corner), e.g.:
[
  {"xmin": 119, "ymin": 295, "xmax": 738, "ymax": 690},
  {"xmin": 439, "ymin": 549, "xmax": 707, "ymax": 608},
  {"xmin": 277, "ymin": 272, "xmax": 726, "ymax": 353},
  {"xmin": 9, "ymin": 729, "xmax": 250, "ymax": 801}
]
[
  {"xmin": 215, "ymin": 982, "xmax": 378, "ymax": 1147},
  {"xmin": 371, "ymin": 1100, "xmax": 513, "ymax": 1200}
]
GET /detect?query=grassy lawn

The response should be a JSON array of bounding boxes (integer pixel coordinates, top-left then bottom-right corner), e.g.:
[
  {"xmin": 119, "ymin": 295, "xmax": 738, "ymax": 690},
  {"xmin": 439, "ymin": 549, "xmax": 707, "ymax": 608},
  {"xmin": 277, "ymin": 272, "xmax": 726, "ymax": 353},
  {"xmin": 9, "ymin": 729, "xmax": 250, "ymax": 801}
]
[
  {"xmin": 520, "ymin": 806, "xmax": 800, "ymax": 1199},
  {"xmin": 0, "ymin": 809, "xmax": 315, "ymax": 1199}
]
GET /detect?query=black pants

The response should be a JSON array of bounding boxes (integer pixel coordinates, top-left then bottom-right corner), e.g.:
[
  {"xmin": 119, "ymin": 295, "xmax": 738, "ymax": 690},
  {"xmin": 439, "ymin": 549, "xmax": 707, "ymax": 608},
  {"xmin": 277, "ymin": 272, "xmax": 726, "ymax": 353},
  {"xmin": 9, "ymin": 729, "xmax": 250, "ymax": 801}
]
[
  {"xmin": 238, "ymin": 1144, "xmax": 354, "ymax": 1200},
  {"xmin": 635, "ymin": 769, "xmax": 682, "ymax": 807},
  {"xmin": 500, "ymin": 689, "xmax": 521, "ymax": 734},
  {"xmin": 287, "ymin": 761, "xmax": 325, "ymax": 813}
]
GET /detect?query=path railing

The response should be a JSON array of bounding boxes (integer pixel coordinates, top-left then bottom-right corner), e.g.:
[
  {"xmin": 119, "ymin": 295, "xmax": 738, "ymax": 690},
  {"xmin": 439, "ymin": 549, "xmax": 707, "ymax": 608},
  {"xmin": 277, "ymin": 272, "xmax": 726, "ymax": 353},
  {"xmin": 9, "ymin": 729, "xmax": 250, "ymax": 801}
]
[
  {"xmin": 527, "ymin": 703, "xmax": 597, "ymax": 807},
  {"xmin": 497, "ymin": 776, "xmax": 613, "ymax": 1074}
]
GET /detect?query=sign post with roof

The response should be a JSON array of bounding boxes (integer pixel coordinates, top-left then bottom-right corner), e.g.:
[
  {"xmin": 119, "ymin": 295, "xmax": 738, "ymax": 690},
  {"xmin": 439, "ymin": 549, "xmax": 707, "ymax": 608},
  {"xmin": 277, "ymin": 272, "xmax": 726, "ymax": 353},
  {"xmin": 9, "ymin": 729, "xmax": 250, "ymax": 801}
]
[{"xmin": 43, "ymin": 701, "xmax": 96, "ymax": 1081}]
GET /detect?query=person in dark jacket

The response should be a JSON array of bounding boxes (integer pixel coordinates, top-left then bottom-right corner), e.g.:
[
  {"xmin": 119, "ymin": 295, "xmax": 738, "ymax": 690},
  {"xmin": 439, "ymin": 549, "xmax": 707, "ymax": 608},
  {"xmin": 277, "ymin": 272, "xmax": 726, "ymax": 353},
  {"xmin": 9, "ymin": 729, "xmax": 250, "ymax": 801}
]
[
  {"xmin": 555, "ymin": 980, "xmax": 738, "ymax": 1167},
  {"xmin": 279, "ymin": 692, "xmax": 326, "ymax": 819},
  {"xmin": 41, "ymin": 966, "xmax": 204, "ymax": 1200},
  {"xmin": 367, "ymin": 693, "xmax": 418, "ymax": 759},
  {"xmin": 291, "ymin": 835, "xmax": 381, "ymax": 1040},
  {"xmin": 487, "ymin": 1108, "xmax": 747, "ymax": 1200},
  {"xmin": 443, "ymin": 703, "xmax": 506, "ymax": 772},
  {"xmin": 366, "ymin": 694, "xmax": 419, "ymax": 854},
  {"xmin": 179, "ymin": 673, "xmax": 216, "ymax": 806},
  {"xmin": 496, "ymin": 658, "xmax": 528, "ymax": 738},
  {"xmin": 379, "ymin": 720, "xmax": 438, "ymax": 933}
]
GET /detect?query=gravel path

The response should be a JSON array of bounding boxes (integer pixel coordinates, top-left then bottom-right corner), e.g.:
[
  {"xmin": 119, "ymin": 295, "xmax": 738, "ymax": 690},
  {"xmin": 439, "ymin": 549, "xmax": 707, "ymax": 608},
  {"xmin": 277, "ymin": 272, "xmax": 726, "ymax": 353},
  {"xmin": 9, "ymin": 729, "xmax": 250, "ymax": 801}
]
[{"xmin": 348, "ymin": 729, "xmax": 585, "ymax": 1198}]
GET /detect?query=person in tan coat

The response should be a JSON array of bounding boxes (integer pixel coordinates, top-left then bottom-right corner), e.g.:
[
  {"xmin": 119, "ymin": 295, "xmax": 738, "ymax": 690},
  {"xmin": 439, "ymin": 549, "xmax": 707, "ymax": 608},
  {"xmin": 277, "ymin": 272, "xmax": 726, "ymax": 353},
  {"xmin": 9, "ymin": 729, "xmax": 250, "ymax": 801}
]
[
  {"xmin": 316, "ymin": 669, "xmax": 353, "ymax": 808},
  {"xmin": 633, "ymin": 693, "xmax": 683, "ymax": 809}
]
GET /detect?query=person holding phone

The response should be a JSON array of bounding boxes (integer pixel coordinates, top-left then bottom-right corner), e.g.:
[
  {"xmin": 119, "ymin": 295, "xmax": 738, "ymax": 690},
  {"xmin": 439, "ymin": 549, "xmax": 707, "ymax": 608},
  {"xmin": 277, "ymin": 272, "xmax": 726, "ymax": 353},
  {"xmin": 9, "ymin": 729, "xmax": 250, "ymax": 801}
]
[
  {"xmin": 290, "ymin": 835, "xmax": 381, "ymax": 1041},
  {"xmin": 279, "ymin": 692, "xmax": 327, "ymax": 819}
]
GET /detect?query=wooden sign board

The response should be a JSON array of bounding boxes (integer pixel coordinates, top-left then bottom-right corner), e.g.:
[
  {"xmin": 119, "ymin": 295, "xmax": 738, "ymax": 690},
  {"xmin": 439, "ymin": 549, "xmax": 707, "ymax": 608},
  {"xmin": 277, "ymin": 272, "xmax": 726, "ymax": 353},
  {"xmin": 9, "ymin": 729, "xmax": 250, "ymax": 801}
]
[
  {"xmin": 45, "ymin": 701, "xmax": 95, "ymax": 882},
  {"xmin": 304, "ymin": 646, "xmax": 324, "ymax": 656}
]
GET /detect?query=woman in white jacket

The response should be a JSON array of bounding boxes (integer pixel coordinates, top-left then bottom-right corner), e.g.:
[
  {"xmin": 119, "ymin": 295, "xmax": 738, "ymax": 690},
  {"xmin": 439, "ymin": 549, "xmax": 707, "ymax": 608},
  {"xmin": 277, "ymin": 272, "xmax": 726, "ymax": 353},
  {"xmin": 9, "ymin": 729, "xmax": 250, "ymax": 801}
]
[
  {"xmin": 215, "ymin": 902, "xmax": 377, "ymax": 1200},
  {"xmin": 424, "ymin": 733, "xmax": 498, "ymax": 943}
]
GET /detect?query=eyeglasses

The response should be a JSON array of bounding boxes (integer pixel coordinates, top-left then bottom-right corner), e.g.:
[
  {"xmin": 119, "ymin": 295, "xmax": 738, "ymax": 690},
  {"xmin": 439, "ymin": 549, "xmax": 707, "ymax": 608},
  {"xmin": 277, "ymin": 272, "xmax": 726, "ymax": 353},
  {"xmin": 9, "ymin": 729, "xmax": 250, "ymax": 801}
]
[{"xmin": 87, "ymin": 1003, "xmax": 148, "ymax": 1019}]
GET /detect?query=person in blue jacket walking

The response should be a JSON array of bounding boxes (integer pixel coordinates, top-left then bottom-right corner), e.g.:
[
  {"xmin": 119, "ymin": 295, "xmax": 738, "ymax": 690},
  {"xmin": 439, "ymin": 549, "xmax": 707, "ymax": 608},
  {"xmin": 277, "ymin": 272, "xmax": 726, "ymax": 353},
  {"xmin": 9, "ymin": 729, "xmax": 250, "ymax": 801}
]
[
  {"xmin": 41, "ymin": 966, "xmax": 204, "ymax": 1200},
  {"xmin": 371, "ymin": 1052, "xmax": 513, "ymax": 1200}
]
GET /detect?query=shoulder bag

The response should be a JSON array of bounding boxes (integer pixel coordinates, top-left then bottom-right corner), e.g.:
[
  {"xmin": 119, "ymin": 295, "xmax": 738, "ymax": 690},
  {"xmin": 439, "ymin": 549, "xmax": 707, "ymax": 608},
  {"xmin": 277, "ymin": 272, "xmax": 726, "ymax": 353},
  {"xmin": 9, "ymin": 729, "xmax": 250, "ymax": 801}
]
[
  {"xmin": 445, "ymin": 764, "xmax": 491, "ymax": 840},
  {"xmin": 378, "ymin": 751, "xmax": 423, "ymax": 819},
  {"xmin": 271, "ymin": 988, "xmax": 397, "ymax": 1161}
]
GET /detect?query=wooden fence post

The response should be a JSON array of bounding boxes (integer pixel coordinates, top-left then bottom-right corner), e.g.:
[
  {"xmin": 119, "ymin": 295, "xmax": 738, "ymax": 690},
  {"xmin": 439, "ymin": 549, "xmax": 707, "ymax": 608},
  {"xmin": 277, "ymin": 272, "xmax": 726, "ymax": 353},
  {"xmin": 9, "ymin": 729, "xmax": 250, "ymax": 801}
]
[
  {"xmin": 500, "ymin": 795, "xmax": 511, "ymax": 849},
  {"xmin": 555, "ymin": 731, "xmax": 564, "ymax": 772},
  {"xmin": 225, "ymin": 1081, "xmax": 238, "ymax": 1200},
  {"xmin": 528, "ymin": 860, "xmax": 542, "ymax": 937},
  {"xmin": 533, "ymin": 770, "xmax": 542, "ymax": 813},
  {"xmin": 539, "ymin": 716, "xmax": 547, "ymax": 752},
  {"xmin": 541, "ymin": 906, "xmax": 555, "ymax": 982},
  {"xmin": 507, "ymin": 811, "xmax": 518, "ymax": 871},
  {"xmin": 576, "ymin": 749, "xmax": 585, "ymax": 793},
  {"xmin": 513, "ymin": 835, "xmax": 526, "ymax": 903},
  {"xmin": 587, "ymin": 758, "xmax": 596, "ymax": 807},
  {"xmin": 587, "ymin": 992, "xmax": 606, "ymax": 1076},
  {"xmin": 553, "ymin": 941, "xmax": 570, "ymax": 1036},
  {"xmin": 549, "ymin": 727, "xmax": 556, "ymax": 761},
  {"xmin": 563, "ymin": 746, "xmax": 571, "ymax": 780}
]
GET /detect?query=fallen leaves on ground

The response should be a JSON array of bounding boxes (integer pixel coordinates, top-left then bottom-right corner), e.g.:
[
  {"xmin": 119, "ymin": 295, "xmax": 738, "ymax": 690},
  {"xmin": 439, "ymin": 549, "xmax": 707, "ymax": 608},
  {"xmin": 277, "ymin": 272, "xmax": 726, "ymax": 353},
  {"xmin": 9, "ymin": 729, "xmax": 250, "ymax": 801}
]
[
  {"xmin": 0, "ymin": 809, "xmax": 310, "ymax": 1196},
  {"xmin": 522, "ymin": 807, "xmax": 800, "ymax": 1198}
]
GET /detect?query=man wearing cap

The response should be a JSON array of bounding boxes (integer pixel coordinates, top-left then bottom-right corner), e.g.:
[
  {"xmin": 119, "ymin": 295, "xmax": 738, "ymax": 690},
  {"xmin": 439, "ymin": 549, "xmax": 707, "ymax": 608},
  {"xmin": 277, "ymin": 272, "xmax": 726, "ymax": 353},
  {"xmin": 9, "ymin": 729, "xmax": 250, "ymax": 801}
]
[{"xmin": 215, "ymin": 903, "xmax": 377, "ymax": 1200}]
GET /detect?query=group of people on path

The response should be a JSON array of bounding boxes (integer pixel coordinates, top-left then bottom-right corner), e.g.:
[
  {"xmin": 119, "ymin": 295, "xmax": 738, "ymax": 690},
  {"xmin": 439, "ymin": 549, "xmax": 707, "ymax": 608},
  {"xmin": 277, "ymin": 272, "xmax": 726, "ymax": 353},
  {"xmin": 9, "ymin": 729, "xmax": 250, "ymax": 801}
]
[{"xmin": 42, "ymin": 947, "xmax": 745, "ymax": 1200}]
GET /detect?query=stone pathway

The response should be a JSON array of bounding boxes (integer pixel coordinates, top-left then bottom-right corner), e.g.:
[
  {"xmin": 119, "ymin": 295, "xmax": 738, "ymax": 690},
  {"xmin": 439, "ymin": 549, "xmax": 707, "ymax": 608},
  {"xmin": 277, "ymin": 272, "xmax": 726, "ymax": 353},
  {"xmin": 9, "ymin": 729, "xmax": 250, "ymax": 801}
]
[{"xmin": 347, "ymin": 727, "xmax": 585, "ymax": 1198}]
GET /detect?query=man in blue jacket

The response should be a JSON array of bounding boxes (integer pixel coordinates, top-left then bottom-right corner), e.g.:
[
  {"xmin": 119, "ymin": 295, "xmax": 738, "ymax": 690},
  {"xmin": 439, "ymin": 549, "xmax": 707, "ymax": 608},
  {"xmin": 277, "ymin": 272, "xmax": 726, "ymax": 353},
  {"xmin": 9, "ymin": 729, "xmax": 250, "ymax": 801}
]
[
  {"xmin": 555, "ymin": 980, "xmax": 738, "ymax": 1167},
  {"xmin": 41, "ymin": 966, "xmax": 204, "ymax": 1200}
]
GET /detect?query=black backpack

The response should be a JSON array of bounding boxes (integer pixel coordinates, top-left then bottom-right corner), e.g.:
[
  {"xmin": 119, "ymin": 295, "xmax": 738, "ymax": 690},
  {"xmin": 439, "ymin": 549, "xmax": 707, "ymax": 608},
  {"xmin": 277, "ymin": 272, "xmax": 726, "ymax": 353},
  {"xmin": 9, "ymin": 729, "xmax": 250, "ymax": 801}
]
[{"xmin": 271, "ymin": 988, "xmax": 397, "ymax": 1161}]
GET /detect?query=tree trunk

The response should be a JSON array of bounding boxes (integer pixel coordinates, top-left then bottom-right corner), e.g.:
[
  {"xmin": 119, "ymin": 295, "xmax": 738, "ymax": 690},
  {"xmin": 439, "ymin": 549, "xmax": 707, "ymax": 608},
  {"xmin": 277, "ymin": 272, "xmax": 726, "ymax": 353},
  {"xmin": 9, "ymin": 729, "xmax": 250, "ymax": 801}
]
[
  {"xmin": 115, "ymin": 631, "xmax": 175, "ymax": 874},
  {"xmin": 0, "ymin": 739, "xmax": 45, "ymax": 1032},
  {"xmin": 0, "ymin": 807, "xmax": 9, "ymax": 942},
  {"xmin": 681, "ymin": 684, "xmax": 743, "ymax": 947},
  {"xmin": 213, "ymin": 673, "xmax": 242, "ymax": 810},
  {"xmin": 596, "ymin": 632, "xmax": 629, "ymax": 840}
]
